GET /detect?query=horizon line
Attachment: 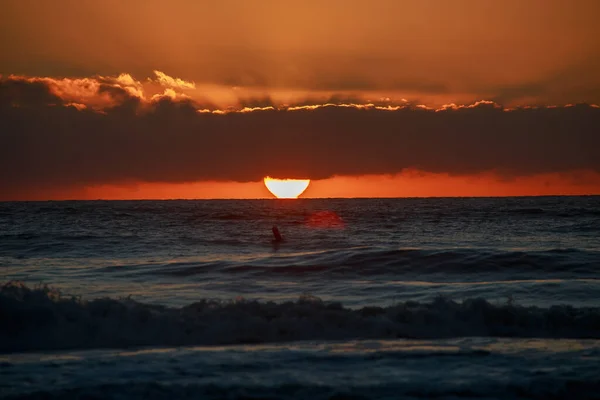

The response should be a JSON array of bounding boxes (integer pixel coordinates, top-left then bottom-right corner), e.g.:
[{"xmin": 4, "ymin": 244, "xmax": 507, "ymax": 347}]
[{"xmin": 2, "ymin": 193, "xmax": 599, "ymax": 202}]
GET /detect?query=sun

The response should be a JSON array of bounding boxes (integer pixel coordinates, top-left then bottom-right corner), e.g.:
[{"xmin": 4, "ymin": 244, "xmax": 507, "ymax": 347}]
[{"xmin": 264, "ymin": 176, "xmax": 310, "ymax": 199}]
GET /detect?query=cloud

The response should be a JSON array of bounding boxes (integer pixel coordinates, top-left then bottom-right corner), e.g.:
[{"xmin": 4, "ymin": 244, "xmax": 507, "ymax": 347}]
[
  {"xmin": 1, "ymin": 73, "xmax": 413, "ymax": 112},
  {"xmin": 0, "ymin": 78, "xmax": 63, "ymax": 107},
  {"xmin": 3, "ymin": 74, "xmax": 147, "ymax": 110},
  {"xmin": 152, "ymin": 70, "xmax": 195, "ymax": 90},
  {"xmin": 1, "ymin": 72, "xmax": 197, "ymax": 111},
  {"xmin": 151, "ymin": 88, "xmax": 191, "ymax": 102},
  {"xmin": 1, "ymin": 75, "xmax": 599, "ymax": 196}
]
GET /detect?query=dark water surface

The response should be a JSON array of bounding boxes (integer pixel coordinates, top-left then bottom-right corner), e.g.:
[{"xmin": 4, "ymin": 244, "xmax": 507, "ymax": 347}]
[{"xmin": 1, "ymin": 197, "xmax": 599, "ymax": 399}]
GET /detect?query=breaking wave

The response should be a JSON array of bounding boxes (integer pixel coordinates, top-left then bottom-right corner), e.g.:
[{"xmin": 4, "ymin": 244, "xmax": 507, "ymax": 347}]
[{"xmin": 2, "ymin": 282, "xmax": 599, "ymax": 353}]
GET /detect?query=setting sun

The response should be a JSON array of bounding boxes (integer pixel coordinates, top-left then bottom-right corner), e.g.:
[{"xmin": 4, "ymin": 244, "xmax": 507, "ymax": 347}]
[{"xmin": 264, "ymin": 177, "xmax": 310, "ymax": 199}]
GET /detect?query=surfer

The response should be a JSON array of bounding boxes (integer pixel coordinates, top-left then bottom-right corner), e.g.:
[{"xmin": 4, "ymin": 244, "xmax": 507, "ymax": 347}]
[{"xmin": 272, "ymin": 225, "xmax": 283, "ymax": 242}]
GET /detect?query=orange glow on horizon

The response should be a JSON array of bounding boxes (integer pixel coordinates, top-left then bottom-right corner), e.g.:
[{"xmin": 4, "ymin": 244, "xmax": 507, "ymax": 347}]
[
  {"xmin": 263, "ymin": 177, "xmax": 311, "ymax": 199},
  {"xmin": 3, "ymin": 171, "xmax": 599, "ymax": 201}
]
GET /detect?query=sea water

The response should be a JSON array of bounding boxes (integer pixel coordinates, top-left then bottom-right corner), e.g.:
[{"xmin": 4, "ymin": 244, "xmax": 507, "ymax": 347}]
[{"xmin": 1, "ymin": 197, "xmax": 599, "ymax": 399}]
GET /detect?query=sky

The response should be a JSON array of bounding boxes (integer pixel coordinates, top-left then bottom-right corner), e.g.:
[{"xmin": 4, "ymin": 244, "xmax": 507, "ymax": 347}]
[{"xmin": 1, "ymin": 0, "xmax": 599, "ymax": 199}]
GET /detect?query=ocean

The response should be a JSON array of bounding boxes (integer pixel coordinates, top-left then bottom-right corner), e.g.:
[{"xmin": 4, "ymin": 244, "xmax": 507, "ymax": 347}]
[{"xmin": 1, "ymin": 196, "xmax": 599, "ymax": 399}]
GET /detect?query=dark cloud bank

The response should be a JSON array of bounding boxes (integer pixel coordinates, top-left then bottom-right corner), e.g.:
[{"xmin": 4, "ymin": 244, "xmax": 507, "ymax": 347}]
[{"xmin": 1, "ymin": 79, "xmax": 599, "ymax": 196}]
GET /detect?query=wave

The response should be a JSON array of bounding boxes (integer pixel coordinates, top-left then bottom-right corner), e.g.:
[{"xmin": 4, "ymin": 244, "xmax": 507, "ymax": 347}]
[
  {"xmin": 150, "ymin": 247, "xmax": 600, "ymax": 277},
  {"xmin": 2, "ymin": 282, "xmax": 599, "ymax": 353},
  {"xmin": 500, "ymin": 205, "xmax": 600, "ymax": 218},
  {"xmin": 506, "ymin": 207, "xmax": 547, "ymax": 215},
  {"xmin": 4, "ymin": 198, "xmax": 599, "ymax": 220}
]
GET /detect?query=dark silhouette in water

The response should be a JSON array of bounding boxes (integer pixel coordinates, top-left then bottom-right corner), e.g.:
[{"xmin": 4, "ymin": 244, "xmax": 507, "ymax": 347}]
[{"xmin": 272, "ymin": 225, "xmax": 283, "ymax": 242}]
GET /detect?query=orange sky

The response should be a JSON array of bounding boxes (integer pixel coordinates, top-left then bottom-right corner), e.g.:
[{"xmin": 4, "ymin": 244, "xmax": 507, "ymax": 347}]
[
  {"xmin": 1, "ymin": 0, "xmax": 599, "ymax": 199},
  {"xmin": 8, "ymin": 171, "xmax": 600, "ymax": 201},
  {"xmin": 2, "ymin": 0, "xmax": 600, "ymax": 107}
]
